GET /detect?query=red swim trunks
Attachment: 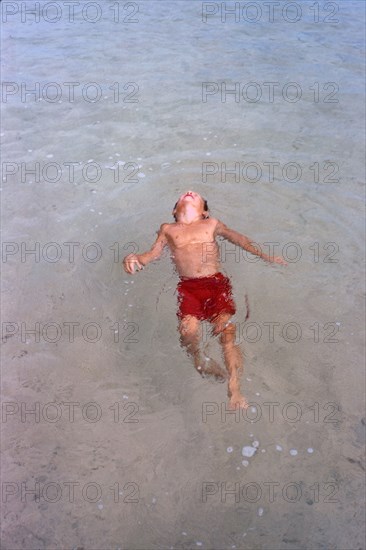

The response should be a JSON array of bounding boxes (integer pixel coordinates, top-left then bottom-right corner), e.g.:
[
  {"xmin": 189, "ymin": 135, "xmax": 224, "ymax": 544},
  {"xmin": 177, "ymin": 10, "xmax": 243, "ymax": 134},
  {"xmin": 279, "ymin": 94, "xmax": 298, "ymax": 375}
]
[{"xmin": 176, "ymin": 272, "xmax": 236, "ymax": 321}]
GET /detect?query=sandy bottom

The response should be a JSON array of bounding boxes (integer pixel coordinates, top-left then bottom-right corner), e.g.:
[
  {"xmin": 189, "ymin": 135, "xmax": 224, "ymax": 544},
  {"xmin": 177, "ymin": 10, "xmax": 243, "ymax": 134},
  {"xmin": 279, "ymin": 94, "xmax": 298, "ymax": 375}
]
[{"xmin": 2, "ymin": 1, "xmax": 365, "ymax": 548}]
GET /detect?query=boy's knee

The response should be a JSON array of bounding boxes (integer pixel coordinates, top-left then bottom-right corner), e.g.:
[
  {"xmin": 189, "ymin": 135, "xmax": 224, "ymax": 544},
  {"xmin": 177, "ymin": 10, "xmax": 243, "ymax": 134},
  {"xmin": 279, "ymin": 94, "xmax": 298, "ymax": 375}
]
[
  {"xmin": 219, "ymin": 322, "xmax": 236, "ymax": 345},
  {"xmin": 179, "ymin": 316, "xmax": 200, "ymax": 338}
]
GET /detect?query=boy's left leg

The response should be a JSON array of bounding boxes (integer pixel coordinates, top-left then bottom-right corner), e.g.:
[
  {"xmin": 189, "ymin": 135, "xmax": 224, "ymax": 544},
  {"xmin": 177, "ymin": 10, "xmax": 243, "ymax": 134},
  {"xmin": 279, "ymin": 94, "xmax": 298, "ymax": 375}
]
[
  {"xmin": 178, "ymin": 314, "xmax": 226, "ymax": 380},
  {"xmin": 211, "ymin": 312, "xmax": 248, "ymax": 409}
]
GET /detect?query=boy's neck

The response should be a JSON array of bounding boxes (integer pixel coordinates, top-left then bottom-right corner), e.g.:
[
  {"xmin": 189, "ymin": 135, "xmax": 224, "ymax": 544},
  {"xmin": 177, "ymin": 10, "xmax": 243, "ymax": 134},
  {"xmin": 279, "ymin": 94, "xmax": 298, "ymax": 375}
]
[{"xmin": 176, "ymin": 204, "xmax": 205, "ymax": 225}]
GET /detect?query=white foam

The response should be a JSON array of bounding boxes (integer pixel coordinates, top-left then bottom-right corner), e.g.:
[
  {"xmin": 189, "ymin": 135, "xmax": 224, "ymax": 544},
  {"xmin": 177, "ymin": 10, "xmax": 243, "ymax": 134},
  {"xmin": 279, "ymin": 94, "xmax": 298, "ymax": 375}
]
[
  {"xmin": 307, "ymin": 447, "xmax": 314, "ymax": 454},
  {"xmin": 242, "ymin": 446, "xmax": 256, "ymax": 458},
  {"xmin": 290, "ymin": 449, "xmax": 298, "ymax": 456},
  {"xmin": 275, "ymin": 445, "xmax": 283, "ymax": 451}
]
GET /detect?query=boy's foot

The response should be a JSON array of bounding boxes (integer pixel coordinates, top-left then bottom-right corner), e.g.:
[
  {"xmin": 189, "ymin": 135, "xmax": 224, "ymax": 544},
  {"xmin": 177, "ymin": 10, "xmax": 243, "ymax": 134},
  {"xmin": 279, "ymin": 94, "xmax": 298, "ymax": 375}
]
[
  {"xmin": 229, "ymin": 393, "xmax": 249, "ymax": 410},
  {"xmin": 202, "ymin": 356, "xmax": 228, "ymax": 382},
  {"xmin": 194, "ymin": 356, "xmax": 228, "ymax": 382}
]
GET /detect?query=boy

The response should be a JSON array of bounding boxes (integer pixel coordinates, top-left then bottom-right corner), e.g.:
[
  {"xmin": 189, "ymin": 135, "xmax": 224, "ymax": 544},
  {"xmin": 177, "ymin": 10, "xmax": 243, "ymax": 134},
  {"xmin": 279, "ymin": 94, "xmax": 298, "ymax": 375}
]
[{"xmin": 123, "ymin": 191, "xmax": 287, "ymax": 409}]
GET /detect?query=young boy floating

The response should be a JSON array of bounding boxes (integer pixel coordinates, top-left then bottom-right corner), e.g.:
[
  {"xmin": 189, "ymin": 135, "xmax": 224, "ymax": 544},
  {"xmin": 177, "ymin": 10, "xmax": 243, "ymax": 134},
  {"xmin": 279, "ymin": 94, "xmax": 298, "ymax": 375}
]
[{"xmin": 123, "ymin": 191, "xmax": 287, "ymax": 409}]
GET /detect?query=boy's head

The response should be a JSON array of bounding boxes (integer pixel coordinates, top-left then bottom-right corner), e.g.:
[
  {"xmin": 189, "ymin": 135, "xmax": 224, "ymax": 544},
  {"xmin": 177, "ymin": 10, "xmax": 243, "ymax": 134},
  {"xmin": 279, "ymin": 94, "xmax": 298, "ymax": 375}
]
[{"xmin": 172, "ymin": 191, "xmax": 209, "ymax": 222}]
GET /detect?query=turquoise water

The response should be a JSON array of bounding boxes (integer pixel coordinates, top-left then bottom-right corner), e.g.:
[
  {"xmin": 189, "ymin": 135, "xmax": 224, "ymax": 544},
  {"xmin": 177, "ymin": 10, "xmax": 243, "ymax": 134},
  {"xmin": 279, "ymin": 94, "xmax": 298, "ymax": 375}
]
[{"xmin": 1, "ymin": 1, "xmax": 365, "ymax": 548}]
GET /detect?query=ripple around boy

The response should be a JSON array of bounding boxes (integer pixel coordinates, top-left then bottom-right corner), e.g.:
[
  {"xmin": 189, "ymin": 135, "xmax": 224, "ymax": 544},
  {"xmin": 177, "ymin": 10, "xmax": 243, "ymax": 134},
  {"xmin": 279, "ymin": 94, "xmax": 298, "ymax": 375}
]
[{"xmin": 122, "ymin": 191, "xmax": 287, "ymax": 409}]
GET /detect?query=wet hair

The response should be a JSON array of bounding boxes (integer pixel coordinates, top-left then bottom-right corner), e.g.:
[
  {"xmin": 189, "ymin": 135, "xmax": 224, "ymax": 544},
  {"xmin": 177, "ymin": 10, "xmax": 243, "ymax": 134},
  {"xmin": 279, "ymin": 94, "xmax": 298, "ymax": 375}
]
[{"xmin": 173, "ymin": 198, "xmax": 209, "ymax": 222}]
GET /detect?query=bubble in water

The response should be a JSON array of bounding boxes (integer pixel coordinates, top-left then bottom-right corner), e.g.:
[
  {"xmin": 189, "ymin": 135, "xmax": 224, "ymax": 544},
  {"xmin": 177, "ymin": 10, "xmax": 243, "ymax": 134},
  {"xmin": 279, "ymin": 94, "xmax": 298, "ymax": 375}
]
[{"xmin": 242, "ymin": 446, "xmax": 256, "ymax": 458}]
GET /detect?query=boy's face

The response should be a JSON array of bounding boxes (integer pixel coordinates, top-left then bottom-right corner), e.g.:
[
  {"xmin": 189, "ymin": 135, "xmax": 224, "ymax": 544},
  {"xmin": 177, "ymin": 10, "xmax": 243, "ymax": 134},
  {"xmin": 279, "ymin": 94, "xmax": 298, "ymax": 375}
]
[{"xmin": 175, "ymin": 191, "xmax": 205, "ymax": 211}]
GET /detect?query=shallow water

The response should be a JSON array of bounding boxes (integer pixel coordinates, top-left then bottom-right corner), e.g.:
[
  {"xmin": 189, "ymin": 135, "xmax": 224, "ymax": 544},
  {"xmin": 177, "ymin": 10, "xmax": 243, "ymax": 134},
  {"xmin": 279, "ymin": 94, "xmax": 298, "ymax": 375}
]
[{"xmin": 1, "ymin": 1, "xmax": 365, "ymax": 549}]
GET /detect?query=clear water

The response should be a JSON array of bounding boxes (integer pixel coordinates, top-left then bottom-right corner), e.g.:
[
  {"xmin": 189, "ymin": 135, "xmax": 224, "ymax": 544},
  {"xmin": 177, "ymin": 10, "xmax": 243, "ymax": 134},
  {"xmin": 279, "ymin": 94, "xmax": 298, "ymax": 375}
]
[{"xmin": 1, "ymin": 1, "xmax": 365, "ymax": 548}]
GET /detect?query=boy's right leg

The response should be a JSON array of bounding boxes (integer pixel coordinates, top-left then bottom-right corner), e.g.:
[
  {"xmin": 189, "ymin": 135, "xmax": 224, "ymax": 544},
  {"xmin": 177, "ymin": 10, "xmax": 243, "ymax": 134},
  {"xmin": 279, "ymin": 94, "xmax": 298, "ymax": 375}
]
[{"xmin": 178, "ymin": 315, "xmax": 203, "ymax": 374}]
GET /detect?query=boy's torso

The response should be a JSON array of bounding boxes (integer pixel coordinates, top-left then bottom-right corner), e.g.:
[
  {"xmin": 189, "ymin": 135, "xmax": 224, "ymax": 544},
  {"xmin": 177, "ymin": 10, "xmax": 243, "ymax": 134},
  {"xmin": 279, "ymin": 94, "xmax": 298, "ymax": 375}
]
[{"xmin": 163, "ymin": 218, "xmax": 222, "ymax": 279}]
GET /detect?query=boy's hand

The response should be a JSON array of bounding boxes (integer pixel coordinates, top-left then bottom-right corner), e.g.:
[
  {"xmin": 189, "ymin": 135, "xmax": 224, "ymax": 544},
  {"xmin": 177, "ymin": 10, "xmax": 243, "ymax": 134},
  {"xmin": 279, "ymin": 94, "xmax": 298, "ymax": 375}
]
[
  {"xmin": 272, "ymin": 256, "xmax": 288, "ymax": 266},
  {"xmin": 122, "ymin": 254, "xmax": 144, "ymax": 274}
]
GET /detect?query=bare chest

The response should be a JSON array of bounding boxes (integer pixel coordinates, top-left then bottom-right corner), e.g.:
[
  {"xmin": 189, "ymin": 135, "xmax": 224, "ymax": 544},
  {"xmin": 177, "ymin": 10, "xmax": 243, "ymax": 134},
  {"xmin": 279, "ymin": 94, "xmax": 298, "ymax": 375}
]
[{"xmin": 166, "ymin": 220, "xmax": 216, "ymax": 249}]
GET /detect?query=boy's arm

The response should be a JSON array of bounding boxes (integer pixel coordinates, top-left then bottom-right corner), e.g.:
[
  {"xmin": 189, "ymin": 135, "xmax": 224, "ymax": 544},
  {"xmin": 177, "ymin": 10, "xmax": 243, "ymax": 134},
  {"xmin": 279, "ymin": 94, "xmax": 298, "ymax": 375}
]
[
  {"xmin": 214, "ymin": 220, "xmax": 287, "ymax": 265},
  {"xmin": 123, "ymin": 224, "xmax": 168, "ymax": 274}
]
